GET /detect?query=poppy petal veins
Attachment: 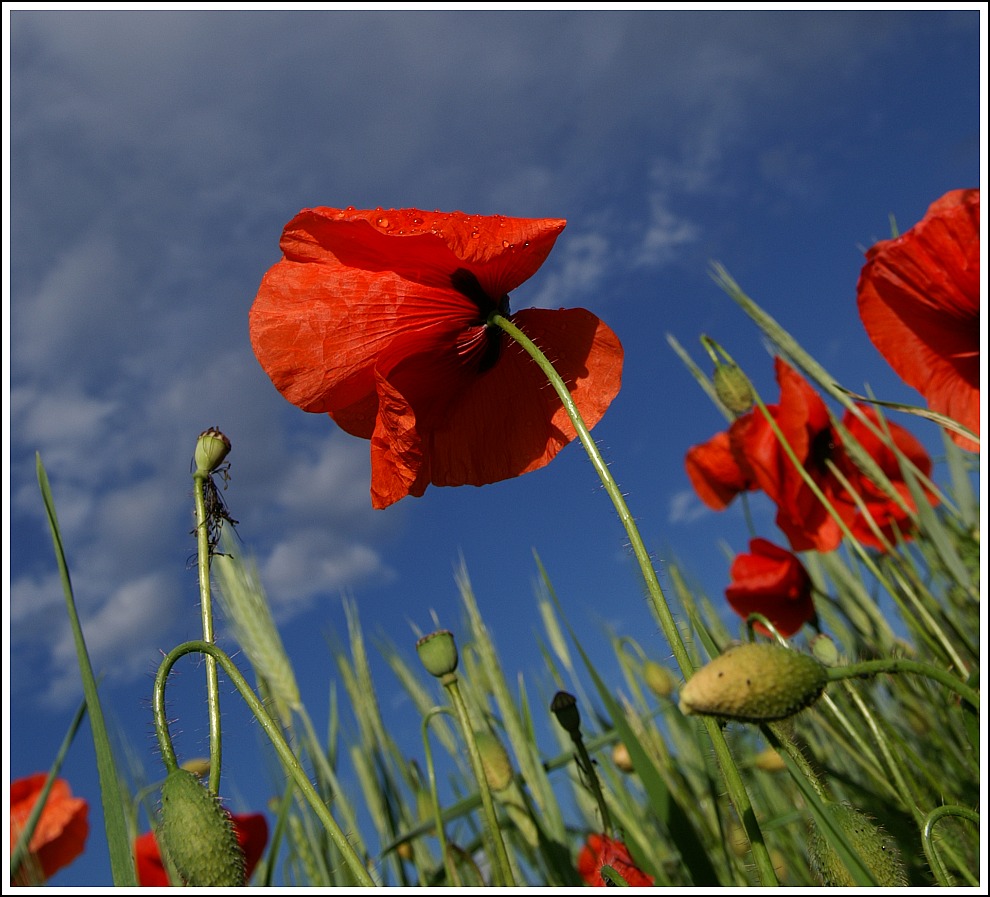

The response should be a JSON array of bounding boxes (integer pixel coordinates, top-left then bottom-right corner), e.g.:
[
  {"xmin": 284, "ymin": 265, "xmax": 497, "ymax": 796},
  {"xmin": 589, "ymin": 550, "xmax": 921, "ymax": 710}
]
[{"xmin": 250, "ymin": 207, "xmax": 623, "ymax": 507}]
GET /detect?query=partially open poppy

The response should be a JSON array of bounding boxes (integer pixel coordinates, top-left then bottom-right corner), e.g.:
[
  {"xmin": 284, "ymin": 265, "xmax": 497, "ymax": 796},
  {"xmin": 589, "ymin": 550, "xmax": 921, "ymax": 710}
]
[
  {"xmin": 10, "ymin": 773, "xmax": 89, "ymax": 885},
  {"xmin": 250, "ymin": 208, "xmax": 623, "ymax": 508},
  {"xmin": 857, "ymin": 188, "xmax": 980, "ymax": 451},
  {"xmin": 686, "ymin": 358, "xmax": 935, "ymax": 552},
  {"xmin": 726, "ymin": 538, "xmax": 816, "ymax": 637},
  {"xmin": 577, "ymin": 832, "xmax": 654, "ymax": 887},
  {"xmin": 134, "ymin": 811, "xmax": 268, "ymax": 886}
]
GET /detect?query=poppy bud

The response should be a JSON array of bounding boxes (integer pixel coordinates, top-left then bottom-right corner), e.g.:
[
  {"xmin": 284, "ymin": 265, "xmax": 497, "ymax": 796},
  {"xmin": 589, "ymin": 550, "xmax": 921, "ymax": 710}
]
[
  {"xmin": 810, "ymin": 633, "xmax": 841, "ymax": 667},
  {"xmin": 612, "ymin": 742, "xmax": 634, "ymax": 773},
  {"xmin": 808, "ymin": 801, "xmax": 907, "ymax": 887},
  {"xmin": 158, "ymin": 768, "xmax": 245, "ymax": 886},
  {"xmin": 193, "ymin": 427, "xmax": 231, "ymax": 475},
  {"xmin": 474, "ymin": 730, "xmax": 513, "ymax": 792},
  {"xmin": 416, "ymin": 630, "xmax": 458, "ymax": 679},
  {"xmin": 550, "ymin": 691, "xmax": 582, "ymax": 735},
  {"xmin": 678, "ymin": 642, "xmax": 827, "ymax": 722},
  {"xmin": 642, "ymin": 660, "xmax": 677, "ymax": 698},
  {"xmin": 713, "ymin": 361, "xmax": 755, "ymax": 416},
  {"xmin": 180, "ymin": 757, "xmax": 212, "ymax": 779},
  {"xmin": 754, "ymin": 747, "xmax": 787, "ymax": 772}
]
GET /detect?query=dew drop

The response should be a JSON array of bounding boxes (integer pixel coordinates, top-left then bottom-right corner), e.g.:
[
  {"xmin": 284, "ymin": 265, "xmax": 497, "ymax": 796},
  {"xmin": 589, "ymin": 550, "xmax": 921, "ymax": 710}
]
[{"xmin": 377, "ymin": 216, "xmax": 390, "ymax": 228}]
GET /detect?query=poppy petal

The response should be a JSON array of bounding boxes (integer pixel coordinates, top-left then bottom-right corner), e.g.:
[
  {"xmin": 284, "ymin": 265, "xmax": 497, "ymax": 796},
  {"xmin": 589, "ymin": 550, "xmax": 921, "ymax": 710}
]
[
  {"xmin": 857, "ymin": 188, "xmax": 980, "ymax": 450},
  {"xmin": 10, "ymin": 774, "xmax": 89, "ymax": 884},
  {"xmin": 367, "ymin": 308, "xmax": 623, "ymax": 508}
]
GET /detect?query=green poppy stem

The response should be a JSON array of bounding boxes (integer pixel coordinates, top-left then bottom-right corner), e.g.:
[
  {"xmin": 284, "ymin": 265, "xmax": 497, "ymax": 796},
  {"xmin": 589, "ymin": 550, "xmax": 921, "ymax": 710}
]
[
  {"xmin": 827, "ymin": 658, "xmax": 979, "ymax": 710},
  {"xmin": 153, "ymin": 640, "xmax": 377, "ymax": 887},
  {"xmin": 191, "ymin": 470, "xmax": 223, "ymax": 796},
  {"xmin": 489, "ymin": 312, "xmax": 778, "ymax": 887},
  {"xmin": 440, "ymin": 672, "xmax": 516, "ymax": 887}
]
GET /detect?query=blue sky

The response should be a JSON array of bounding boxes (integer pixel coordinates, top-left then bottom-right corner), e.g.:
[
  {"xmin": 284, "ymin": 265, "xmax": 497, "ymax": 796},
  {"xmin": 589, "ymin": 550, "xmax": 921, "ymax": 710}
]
[{"xmin": 5, "ymin": 6, "xmax": 984, "ymax": 886}]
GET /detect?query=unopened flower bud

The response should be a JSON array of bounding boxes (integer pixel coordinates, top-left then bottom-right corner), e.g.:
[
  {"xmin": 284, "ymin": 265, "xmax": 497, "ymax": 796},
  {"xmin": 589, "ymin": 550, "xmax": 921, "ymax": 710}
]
[
  {"xmin": 679, "ymin": 642, "xmax": 827, "ymax": 722},
  {"xmin": 194, "ymin": 427, "xmax": 231, "ymax": 474},
  {"xmin": 550, "ymin": 691, "xmax": 582, "ymax": 735},
  {"xmin": 180, "ymin": 757, "xmax": 212, "ymax": 779},
  {"xmin": 158, "ymin": 768, "xmax": 245, "ymax": 886},
  {"xmin": 474, "ymin": 730, "xmax": 513, "ymax": 792},
  {"xmin": 416, "ymin": 630, "xmax": 458, "ymax": 679},
  {"xmin": 810, "ymin": 633, "xmax": 841, "ymax": 667},
  {"xmin": 642, "ymin": 660, "xmax": 676, "ymax": 698},
  {"xmin": 612, "ymin": 742, "xmax": 634, "ymax": 773},
  {"xmin": 754, "ymin": 747, "xmax": 786, "ymax": 772},
  {"xmin": 713, "ymin": 361, "xmax": 755, "ymax": 416},
  {"xmin": 808, "ymin": 801, "xmax": 907, "ymax": 887}
]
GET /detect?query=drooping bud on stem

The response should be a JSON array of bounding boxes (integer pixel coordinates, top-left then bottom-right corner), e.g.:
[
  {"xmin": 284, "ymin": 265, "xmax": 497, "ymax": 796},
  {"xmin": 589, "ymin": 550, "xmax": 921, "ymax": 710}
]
[{"xmin": 158, "ymin": 768, "xmax": 246, "ymax": 887}]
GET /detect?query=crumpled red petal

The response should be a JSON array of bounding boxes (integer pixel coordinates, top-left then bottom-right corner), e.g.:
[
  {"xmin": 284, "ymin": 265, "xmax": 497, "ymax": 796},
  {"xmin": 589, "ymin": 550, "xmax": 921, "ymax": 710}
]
[
  {"xmin": 10, "ymin": 774, "xmax": 89, "ymax": 885},
  {"xmin": 250, "ymin": 207, "xmax": 623, "ymax": 507},
  {"xmin": 725, "ymin": 537, "xmax": 816, "ymax": 636},
  {"xmin": 857, "ymin": 188, "xmax": 980, "ymax": 450}
]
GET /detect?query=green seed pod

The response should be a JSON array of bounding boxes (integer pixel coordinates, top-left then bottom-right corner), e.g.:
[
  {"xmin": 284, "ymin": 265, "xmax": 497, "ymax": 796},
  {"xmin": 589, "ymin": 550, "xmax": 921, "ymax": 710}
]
[
  {"xmin": 474, "ymin": 730, "xmax": 514, "ymax": 792},
  {"xmin": 158, "ymin": 768, "xmax": 245, "ymax": 887},
  {"xmin": 678, "ymin": 642, "xmax": 827, "ymax": 722},
  {"xmin": 808, "ymin": 801, "xmax": 908, "ymax": 887},
  {"xmin": 713, "ymin": 361, "xmax": 755, "ymax": 416},
  {"xmin": 642, "ymin": 660, "xmax": 677, "ymax": 698},
  {"xmin": 416, "ymin": 630, "xmax": 458, "ymax": 678},
  {"xmin": 193, "ymin": 427, "xmax": 231, "ymax": 475}
]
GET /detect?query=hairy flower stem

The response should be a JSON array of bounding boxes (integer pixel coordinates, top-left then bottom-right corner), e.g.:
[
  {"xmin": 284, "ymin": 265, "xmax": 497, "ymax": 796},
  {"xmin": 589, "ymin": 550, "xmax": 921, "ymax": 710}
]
[
  {"xmin": 441, "ymin": 673, "xmax": 516, "ymax": 887},
  {"xmin": 490, "ymin": 313, "xmax": 778, "ymax": 886},
  {"xmin": 192, "ymin": 470, "xmax": 223, "ymax": 796},
  {"xmin": 828, "ymin": 658, "xmax": 979, "ymax": 709},
  {"xmin": 153, "ymin": 640, "xmax": 377, "ymax": 887}
]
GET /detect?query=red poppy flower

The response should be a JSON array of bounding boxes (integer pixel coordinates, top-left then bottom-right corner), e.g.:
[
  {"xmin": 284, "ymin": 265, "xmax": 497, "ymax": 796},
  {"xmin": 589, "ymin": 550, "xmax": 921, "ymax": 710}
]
[
  {"xmin": 250, "ymin": 207, "xmax": 624, "ymax": 508},
  {"xmin": 726, "ymin": 538, "xmax": 816, "ymax": 637},
  {"xmin": 10, "ymin": 773, "xmax": 89, "ymax": 885},
  {"xmin": 857, "ymin": 188, "xmax": 980, "ymax": 452},
  {"xmin": 577, "ymin": 832, "xmax": 654, "ymax": 887},
  {"xmin": 686, "ymin": 358, "xmax": 935, "ymax": 552},
  {"xmin": 134, "ymin": 812, "xmax": 268, "ymax": 886}
]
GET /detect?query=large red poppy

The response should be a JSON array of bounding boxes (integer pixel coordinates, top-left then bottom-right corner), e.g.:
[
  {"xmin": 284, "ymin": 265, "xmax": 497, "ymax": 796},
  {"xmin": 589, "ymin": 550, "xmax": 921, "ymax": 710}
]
[
  {"xmin": 577, "ymin": 832, "xmax": 654, "ymax": 887},
  {"xmin": 10, "ymin": 773, "xmax": 89, "ymax": 885},
  {"xmin": 725, "ymin": 538, "xmax": 816, "ymax": 637},
  {"xmin": 250, "ymin": 208, "xmax": 623, "ymax": 508},
  {"xmin": 134, "ymin": 812, "xmax": 268, "ymax": 886},
  {"xmin": 686, "ymin": 358, "xmax": 935, "ymax": 552},
  {"xmin": 857, "ymin": 188, "xmax": 980, "ymax": 452}
]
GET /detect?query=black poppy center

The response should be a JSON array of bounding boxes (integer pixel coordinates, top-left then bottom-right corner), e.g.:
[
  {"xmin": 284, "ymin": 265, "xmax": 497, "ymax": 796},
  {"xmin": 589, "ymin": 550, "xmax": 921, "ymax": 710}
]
[
  {"xmin": 809, "ymin": 426, "xmax": 837, "ymax": 472},
  {"xmin": 451, "ymin": 268, "xmax": 510, "ymax": 372}
]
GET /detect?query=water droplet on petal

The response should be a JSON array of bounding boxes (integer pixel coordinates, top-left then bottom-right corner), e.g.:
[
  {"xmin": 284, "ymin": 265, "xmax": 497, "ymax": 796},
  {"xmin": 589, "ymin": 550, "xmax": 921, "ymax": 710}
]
[{"xmin": 377, "ymin": 216, "xmax": 390, "ymax": 228}]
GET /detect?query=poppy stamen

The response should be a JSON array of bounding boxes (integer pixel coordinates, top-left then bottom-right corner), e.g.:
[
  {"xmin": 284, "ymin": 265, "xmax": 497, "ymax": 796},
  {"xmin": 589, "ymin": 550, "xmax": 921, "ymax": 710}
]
[{"xmin": 451, "ymin": 268, "xmax": 510, "ymax": 372}]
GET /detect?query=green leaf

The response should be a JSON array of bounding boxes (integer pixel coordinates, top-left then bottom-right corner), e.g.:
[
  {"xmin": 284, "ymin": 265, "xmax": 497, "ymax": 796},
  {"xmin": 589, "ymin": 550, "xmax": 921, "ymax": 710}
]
[{"xmin": 36, "ymin": 454, "xmax": 138, "ymax": 886}]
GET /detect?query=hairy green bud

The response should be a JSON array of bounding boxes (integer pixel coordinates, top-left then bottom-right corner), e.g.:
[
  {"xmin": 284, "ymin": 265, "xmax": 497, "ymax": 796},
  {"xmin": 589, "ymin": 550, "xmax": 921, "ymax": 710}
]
[
  {"xmin": 678, "ymin": 642, "xmax": 827, "ymax": 722},
  {"xmin": 158, "ymin": 768, "xmax": 245, "ymax": 887}
]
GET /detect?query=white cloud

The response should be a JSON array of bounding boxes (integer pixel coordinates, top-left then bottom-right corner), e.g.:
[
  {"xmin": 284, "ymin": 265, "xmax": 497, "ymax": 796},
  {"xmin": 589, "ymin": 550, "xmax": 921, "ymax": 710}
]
[
  {"xmin": 529, "ymin": 231, "xmax": 610, "ymax": 309},
  {"xmin": 667, "ymin": 489, "xmax": 710, "ymax": 526},
  {"xmin": 633, "ymin": 194, "xmax": 701, "ymax": 269},
  {"xmin": 257, "ymin": 529, "xmax": 391, "ymax": 615}
]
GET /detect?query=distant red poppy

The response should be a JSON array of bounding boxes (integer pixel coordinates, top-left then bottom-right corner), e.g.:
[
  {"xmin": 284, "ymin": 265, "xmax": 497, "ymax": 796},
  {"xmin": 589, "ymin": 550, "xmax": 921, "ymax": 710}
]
[
  {"xmin": 250, "ymin": 207, "xmax": 624, "ymax": 508},
  {"xmin": 857, "ymin": 188, "xmax": 980, "ymax": 452},
  {"xmin": 726, "ymin": 538, "xmax": 816, "ymax": 636},
  {"xmin": 686, "ymin": 358, "xmax": 935, "ymax": 552},
  {"xmin": 10, "ymin": 773, "xmax": 89, "ymax": 885},
  {"xmin": 134, "ymin": 812, "xmax": 268, "ymax": 886},
  {"xmin": 577, "ymin": 832, "xmax": 654, "ymax": 887}
]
